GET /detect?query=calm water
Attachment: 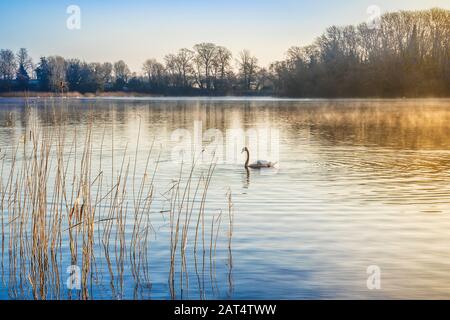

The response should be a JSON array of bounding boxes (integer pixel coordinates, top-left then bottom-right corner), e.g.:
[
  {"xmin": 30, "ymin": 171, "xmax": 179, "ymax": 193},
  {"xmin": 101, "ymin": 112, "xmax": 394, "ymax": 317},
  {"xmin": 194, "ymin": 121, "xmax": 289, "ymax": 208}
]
[{"xmin": 1, "ymin": 97, "xmax": 450, "ymax": 300}]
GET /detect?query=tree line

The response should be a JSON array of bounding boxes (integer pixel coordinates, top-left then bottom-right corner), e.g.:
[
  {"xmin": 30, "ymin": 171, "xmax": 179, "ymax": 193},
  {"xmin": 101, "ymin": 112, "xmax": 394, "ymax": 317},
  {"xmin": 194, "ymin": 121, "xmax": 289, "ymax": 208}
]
[
  {"xmin": 0, "ymin": 8, "xmax": 448, "ymax": 97},
  {"xmin": 0, "ymin": 44, "xmax": 269, "ymax": 96},
  {"xmin": 271, "ymin": 8, "xmax": 450, "ymax": 97}
]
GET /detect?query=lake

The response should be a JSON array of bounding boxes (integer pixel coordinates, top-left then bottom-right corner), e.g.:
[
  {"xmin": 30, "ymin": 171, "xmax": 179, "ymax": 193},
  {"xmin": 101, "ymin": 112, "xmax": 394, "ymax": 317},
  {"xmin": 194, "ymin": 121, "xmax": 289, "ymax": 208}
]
[{"xmin": 1, "ymin": 97, "xmax": 450, "ymax": 300}]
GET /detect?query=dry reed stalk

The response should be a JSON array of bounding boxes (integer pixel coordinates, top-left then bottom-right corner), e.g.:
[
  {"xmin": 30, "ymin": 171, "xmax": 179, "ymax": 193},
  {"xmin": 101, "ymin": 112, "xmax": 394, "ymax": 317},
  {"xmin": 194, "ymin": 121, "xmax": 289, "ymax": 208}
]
[{"xmin": 0, "ymin": 102, "xmax": 234, "ymax": 300}]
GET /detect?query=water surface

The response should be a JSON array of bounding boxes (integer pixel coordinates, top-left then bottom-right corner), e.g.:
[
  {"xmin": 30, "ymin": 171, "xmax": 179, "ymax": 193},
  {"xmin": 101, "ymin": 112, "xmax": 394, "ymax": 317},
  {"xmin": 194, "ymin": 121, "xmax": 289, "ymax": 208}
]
[{"xmin": 1, "ymin": 97, "xmax": 450, "ymax": 299}]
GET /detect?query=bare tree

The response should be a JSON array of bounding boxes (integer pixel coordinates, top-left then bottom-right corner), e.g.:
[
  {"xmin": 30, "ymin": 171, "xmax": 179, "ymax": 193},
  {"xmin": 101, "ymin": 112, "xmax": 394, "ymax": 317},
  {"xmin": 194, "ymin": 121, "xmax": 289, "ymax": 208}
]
[
  {"xmin": 113, "ymin": 60, "xmax": 130, "ymax": 82},
  {"xmin": 271, "ymin": 8, "xmax": 450, "ymax": 97},
  {"xmin": 175, "ymin": 49, "xmax": 195, "ymax": 87},
  {"xmin": 0, "ymin": 49, "xmax": 17, "ymax": 80},
  {"xmin": 16, "ymin": 48, "xmax": 34, "ymax": 76},
  {"xmin": 237, "ymin": 50, "xmax": 259, "ymax": 91},
  {"xmin": 143, "ymin": 58, "xmax": 165, "ymax": 87},
  {"xmin": 213, "ymin": 46, "xmax": 232, "ymax": 79},
  {"xmin": 143, "ymin": 59, "xmax": 158, "ymax": 82},
  {"xmin": 165, "ymin": 48, "xmax": 194, "ymax": 88},
  {"xmin": 193, "ymin": 43, "xmax": 217, "ymax": 89},
  {"xmin": 164, "ymin": 53, "xmax": 179, "ymax": 87},
  {"xmin": 47, "ymin": 56, "xmax": 66, "ymax": 91},
  {"xmin": 102, "ymin": 62, "xmax": 113, "ymax": 84},
  {"xmin": 89, "ymin": 62, "xmax": 113, "ymax": 91}
]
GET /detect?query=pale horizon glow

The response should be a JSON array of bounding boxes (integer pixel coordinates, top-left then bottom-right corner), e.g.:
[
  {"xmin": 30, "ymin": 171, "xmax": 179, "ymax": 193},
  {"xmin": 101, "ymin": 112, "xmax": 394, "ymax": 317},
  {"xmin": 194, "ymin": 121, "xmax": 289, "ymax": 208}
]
[{"xmin": 0, "ymin": 0, "xmax": 449, "ymax": 73}]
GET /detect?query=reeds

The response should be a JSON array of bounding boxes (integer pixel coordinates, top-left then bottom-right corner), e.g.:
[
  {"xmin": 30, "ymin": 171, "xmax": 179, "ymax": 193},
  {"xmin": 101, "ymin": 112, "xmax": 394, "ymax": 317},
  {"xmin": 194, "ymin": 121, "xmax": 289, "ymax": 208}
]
[{"xmin": 0, "ymin": 101, "xmax": 234, "ymax": 300}]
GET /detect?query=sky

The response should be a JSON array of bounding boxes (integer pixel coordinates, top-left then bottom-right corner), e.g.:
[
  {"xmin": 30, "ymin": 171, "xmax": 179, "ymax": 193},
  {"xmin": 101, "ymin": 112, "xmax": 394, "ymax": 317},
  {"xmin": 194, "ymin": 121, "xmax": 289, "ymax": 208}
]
[{"xmin": 1, "ymin": 0, "xmax": 449, "ymax": 73}]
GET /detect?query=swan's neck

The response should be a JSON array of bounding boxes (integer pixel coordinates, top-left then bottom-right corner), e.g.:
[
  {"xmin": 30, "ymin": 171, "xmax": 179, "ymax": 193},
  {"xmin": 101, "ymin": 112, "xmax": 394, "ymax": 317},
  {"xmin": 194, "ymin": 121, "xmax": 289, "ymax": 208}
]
[{"xmin": 244, "ymin": 149, "xmax": 250, "ymax": 168}]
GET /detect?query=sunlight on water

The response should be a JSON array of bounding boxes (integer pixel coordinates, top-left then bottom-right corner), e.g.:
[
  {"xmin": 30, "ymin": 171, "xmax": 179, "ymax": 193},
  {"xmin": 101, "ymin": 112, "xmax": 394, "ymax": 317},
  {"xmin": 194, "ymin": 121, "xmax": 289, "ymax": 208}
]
[{"xmin": 1, "ymin": 98, "xmax": 450, "ymax": 299}]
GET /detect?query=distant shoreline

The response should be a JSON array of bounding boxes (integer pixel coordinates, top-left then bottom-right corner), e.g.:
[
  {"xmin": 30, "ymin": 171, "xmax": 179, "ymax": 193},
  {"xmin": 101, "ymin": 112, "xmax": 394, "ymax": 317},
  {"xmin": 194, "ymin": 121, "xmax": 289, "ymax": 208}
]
[
  {"xmin": 1, "ymin": 91, "xmax": 449, "ymax": 100},
  {"xmin": 0, "ymin": 91, "xmax": 163, "ymax": 98},
  {"xmin": 1, "ymin": 93, "xmax": 450, "ymax": 103}
]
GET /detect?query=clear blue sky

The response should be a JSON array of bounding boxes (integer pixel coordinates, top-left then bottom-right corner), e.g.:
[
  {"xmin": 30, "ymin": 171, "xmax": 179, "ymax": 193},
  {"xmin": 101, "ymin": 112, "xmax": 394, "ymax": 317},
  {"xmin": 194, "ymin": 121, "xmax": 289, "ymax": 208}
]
[{"xmin": 1, "ymin": 0, "xmax": 448, "ymax": 72}]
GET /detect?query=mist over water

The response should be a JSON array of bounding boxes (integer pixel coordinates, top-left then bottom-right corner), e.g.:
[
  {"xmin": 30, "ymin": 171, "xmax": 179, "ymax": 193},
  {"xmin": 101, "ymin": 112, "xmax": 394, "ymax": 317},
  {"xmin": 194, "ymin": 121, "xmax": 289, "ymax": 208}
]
[{"xmin": 1, "ymin": 98, "xmax": 450, "ymax": 299}]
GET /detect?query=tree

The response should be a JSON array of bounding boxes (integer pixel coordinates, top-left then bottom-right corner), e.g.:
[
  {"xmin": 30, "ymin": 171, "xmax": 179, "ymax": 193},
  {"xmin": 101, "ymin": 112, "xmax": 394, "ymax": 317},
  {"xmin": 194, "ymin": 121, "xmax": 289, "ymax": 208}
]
[
  {"xmin": 212, "ymin": 46, "xmax": 233, "ymax": 92},
  {"xmin": 35, "ymin": 57, "xmax": 51, "ymax": 91},
  {"xmin": 237, "ymin": 50, "xmax": 259, "ymax": 91},
  {"xmin": 193, "ymin": 43, "xmax": 217, "ymax": 89},
  {"xmin": 165, "ymin": 49, "xmax": 195, "ymax": 89},
  {"xmin": 164, "ymin": 53, "xmax": 180, "ymax": 87},
  {"xmin": 90, "ymin": 62, "xmax": 113, "ymax": 91},
  {"xmin": 0, "ymin": 49, "xmax": 17, "ymax": 80},
  {"xmin": 270, "ymin": 8, "xmax": 450, "ymax": 97},
  {"xmin": 66, "ymin": 59, "xmax": 83, "ymax": 91},
  {"xmin": 47, "ymin": 56, "xmax": 67, "ymax": 92},
  {"xmin": 143, "ymin": 59, "xmax": 159, "ymax": 83},
  {"xmin": 113, "ymin": 60, "xmax": 130, "ymax": 89},
  {"xmin": 213, "ymin": 46, "xmax": 232, "ymax": 79},
  {"xmin": 16, "ymin": 64, "xmax": 30, "ymax": 90},
  {"xmin": 15, "ymin": 48, "xmax": 33, "ymax": 90},
  {"xmin": 0, "ymin": 49, "xmax": 17, "ymax": 91},
  {"xmin": 142, "ymin": 58, "xmax": 166, "ymax": 90},
  {"xmin": 66, "ymin": 59, "xmax": 102, "ymax": 93},
  {"xmin": 176, "ymin": 49, "xmax": 195, "ymax": 88},
  {"xmin": 16, "ymin": 48, "xmax": 33, "ymax": 76}
]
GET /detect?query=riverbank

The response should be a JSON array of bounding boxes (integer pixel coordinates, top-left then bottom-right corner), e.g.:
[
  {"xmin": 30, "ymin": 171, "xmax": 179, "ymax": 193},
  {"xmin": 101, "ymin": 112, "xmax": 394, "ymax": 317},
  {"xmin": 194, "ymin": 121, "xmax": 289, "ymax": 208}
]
[
  {"xmin": 0, "ymin": 91, "xmax": 165, "ymax": 98},
  {"xmin": 1, "ymin": 91, "xmax": 449, "ymax": 100}
]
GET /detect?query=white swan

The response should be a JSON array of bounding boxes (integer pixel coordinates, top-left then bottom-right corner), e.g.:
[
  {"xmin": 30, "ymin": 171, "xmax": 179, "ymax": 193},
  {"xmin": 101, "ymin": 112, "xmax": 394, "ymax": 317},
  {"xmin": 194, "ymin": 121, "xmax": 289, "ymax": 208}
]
[{"xmin": 242, "ymin": 147, "xmax": 276, "ymax": 169}]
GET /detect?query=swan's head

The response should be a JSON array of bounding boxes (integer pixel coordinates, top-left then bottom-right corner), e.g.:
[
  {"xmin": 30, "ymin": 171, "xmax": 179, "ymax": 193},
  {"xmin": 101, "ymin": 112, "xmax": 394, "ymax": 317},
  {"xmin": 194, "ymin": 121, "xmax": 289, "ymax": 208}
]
[{"xmin": 241, "ymin": 147, "xmax": 248, "ymax": 153}]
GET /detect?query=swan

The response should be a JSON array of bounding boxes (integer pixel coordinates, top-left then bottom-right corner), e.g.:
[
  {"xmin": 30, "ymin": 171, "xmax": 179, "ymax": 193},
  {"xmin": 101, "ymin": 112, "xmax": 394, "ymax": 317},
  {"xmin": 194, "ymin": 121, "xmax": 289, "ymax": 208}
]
[{"xmin": 242, "ymin": 147, "xmax": 276, "ymax": 169}]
